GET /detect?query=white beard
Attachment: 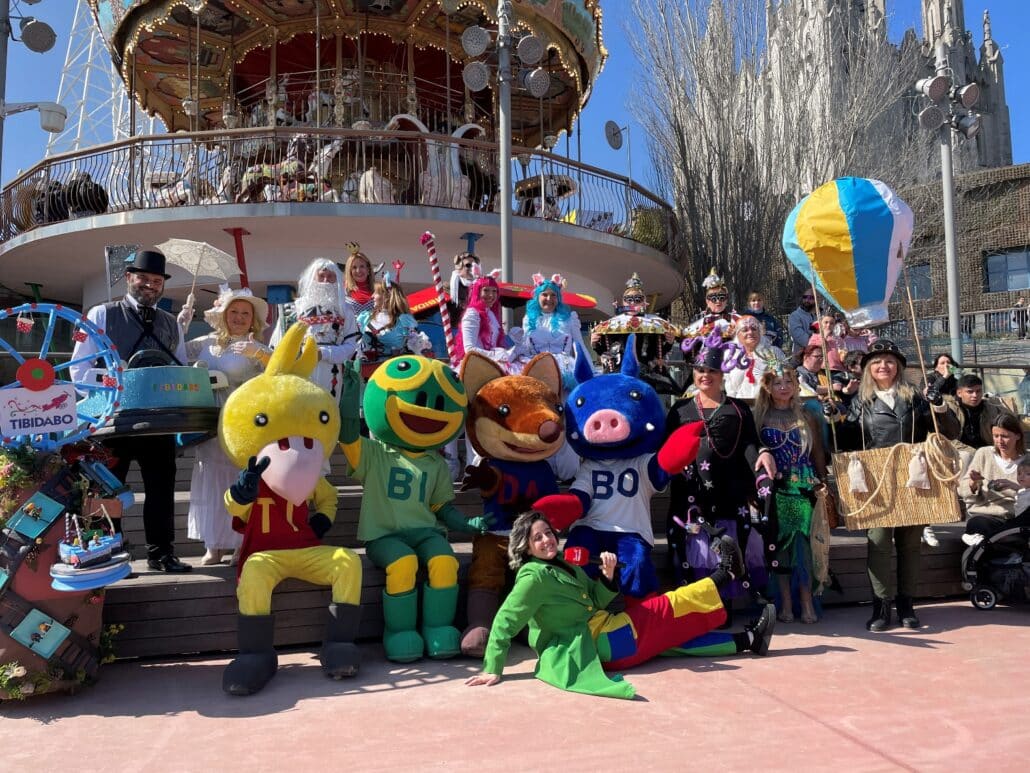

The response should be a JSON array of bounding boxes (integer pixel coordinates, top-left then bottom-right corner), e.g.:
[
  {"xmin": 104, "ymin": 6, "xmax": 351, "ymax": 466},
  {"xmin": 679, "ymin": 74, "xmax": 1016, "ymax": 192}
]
[{"xmin": 296, "ymin": 281, "xmax": 342, "ymax": 317}]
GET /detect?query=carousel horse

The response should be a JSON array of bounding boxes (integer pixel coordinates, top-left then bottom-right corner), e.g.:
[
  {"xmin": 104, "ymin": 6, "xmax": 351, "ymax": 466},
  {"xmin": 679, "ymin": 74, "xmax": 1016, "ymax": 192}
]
[
  {"xmin": 382, "ymin": 115, "xmax": 485, "ymax": 209},
  {"xmin": 359, "ymin": 167, "xmax": 394, "ymax": 204},
  {"xmin": 305, "ymin": 89, "xmax": 336, "ymax": 124}
]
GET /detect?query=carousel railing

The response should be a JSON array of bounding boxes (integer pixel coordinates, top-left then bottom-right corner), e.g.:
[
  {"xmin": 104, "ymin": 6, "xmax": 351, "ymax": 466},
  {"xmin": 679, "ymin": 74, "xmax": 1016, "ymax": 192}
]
[{"xmin": 0, "ymin": 127, "xmax": 672, "ymax": 253}]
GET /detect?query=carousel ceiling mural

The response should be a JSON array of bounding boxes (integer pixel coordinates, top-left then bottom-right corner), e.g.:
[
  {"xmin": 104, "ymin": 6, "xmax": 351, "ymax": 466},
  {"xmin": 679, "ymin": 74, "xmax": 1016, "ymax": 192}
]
[{"xmin": 87, "ymin": 0, "xmax": 606, "ymax": 140}]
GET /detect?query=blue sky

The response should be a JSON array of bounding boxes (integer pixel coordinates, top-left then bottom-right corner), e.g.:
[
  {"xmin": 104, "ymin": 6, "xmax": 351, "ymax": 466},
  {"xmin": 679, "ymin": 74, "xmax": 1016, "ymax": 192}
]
[{"xmin": 2, "ymin": 0, "xmax": 1027, "ymax": 187}]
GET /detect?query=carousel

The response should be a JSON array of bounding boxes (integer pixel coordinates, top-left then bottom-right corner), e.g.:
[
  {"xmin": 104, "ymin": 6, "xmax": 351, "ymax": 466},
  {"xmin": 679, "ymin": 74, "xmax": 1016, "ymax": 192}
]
[{"xmin": 0, "ymin": 2, "xmax": 682, "ymax": 318}]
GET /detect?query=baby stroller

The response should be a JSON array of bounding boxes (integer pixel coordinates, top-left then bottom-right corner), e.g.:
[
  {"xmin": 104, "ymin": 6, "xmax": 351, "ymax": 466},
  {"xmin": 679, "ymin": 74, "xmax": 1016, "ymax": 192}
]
[{"xmin": 960, "ymin": 524, "xmax": 1030, "ymax": 610}]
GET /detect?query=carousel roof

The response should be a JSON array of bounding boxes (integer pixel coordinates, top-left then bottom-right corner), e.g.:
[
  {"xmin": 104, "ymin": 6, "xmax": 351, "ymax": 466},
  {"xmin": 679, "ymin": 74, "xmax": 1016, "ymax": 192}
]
[{"xmin": 88, "ymin": 1, "xmax": 607, "ymax": 136}]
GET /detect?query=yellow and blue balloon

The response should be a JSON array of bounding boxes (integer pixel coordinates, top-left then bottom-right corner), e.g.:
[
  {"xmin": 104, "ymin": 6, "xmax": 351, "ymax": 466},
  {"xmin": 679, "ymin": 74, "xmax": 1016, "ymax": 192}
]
[{"xmin": 782, "ymin": 177, "xmax": 913, "ymax": 327}]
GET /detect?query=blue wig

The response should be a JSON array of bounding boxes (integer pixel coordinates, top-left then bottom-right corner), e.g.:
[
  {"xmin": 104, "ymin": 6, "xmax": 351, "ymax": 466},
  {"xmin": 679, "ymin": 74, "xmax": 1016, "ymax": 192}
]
[{"xmin": 526, "ymin": 279, "xmax": 572, "ymax": 333}]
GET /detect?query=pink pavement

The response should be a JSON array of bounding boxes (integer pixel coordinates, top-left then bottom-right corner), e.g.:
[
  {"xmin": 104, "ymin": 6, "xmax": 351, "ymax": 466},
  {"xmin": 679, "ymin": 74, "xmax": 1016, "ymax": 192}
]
[{"xmin": 3, "ymin": 600, "xmax": 1028, "ymax": 772}]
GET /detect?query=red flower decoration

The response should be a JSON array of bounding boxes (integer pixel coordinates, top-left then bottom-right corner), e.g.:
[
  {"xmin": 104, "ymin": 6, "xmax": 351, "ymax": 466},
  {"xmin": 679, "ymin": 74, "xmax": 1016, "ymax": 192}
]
[
  {"xmin": 72, "ymin": 329, "xmax": 88, "ymax": 343},
  {"xmin": 16, "ymin": 358, "xmax": 56, "ymax": 391}
]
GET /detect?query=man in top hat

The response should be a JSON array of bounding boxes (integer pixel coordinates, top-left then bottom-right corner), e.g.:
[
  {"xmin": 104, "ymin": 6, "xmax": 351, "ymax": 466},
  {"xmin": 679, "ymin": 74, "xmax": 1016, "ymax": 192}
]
[{"xmin": 70, "ymin": 248, "xmax": 192, "ymax": 573}]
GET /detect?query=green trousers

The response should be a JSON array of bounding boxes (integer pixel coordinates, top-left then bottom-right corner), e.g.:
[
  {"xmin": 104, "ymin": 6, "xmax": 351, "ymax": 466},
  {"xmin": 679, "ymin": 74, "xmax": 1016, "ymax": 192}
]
[{"xmin": 866, "ymin": 525, "xmax": 922, "ymax": 600}]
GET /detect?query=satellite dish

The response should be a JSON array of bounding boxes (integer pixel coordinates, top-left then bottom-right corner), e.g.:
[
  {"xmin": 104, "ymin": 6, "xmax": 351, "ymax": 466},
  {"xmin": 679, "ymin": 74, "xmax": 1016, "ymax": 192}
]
[
  {"xmin": 517, "ymin": 35, "xmax": 544, "ymax": 65},
  {"xmin": 461, "ymin": 26, "xmax": 491, "ymax": 58},
  {"xmin": 462, "ymin": 61, "xmax": 490, "ymax": 93},
  {"xmin": 604, "ymin": 120, "xmax": 623, "ymax": 150}
]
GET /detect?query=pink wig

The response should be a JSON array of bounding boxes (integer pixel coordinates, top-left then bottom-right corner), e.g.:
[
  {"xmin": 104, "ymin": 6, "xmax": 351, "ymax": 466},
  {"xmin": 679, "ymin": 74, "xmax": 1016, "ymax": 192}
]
[{"xmin": 455, "ymin": 275, "xmax": 504, "ymax": 361}]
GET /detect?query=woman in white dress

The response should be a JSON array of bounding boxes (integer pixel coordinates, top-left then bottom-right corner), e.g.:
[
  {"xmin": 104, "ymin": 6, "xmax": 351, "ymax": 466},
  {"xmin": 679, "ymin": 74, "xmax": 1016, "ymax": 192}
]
[
  {"xmin": 455, "ymin": 270, "xmax": 510, "ymax": 364},
  {"xmin": 185, "ymin": 285, "xmax": 270, "ymax": 565},
  {"xmin": 509, "ymin": 273, "xmax": 588, "ymax": 390}
]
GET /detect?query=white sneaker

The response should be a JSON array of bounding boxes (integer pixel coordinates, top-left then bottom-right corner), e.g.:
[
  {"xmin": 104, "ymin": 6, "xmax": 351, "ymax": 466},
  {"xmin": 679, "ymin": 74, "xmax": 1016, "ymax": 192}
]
[
  {"xmin": 961, "ymin": 533, "xmax": 984, "ymax": 547},
  {"xmin": 922, "ymin": 526, "xmax": 940, "ymax": 547}
]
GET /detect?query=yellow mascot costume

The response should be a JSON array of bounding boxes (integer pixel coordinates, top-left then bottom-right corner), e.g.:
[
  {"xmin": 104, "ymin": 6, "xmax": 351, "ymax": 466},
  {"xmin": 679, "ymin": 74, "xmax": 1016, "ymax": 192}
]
[{"xmin": 219, "ymin": 322, "xmax": 362, "ymax": 696}]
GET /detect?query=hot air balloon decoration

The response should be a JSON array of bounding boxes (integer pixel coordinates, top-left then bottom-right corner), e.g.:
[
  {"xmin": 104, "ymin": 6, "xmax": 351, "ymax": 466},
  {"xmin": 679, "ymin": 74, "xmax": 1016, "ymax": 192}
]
[{"xmin": 782, "ymin": 177, "xmax": 913, "ymax": 328}]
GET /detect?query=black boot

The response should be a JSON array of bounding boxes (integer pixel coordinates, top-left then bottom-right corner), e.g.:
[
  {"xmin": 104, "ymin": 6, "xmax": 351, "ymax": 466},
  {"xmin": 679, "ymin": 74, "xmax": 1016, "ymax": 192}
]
[
  {"xmin": 895, "ymin": 595, "xmax": 920, "ymax": 629},
  {"xmin": 319, "ymin": 603, "xmax": 362, "ymax": 679},
  {"xmin": 744, "ymin": 603, "xmax": 777, "ymax": 656},
  {"xmin": 223, "ymin": 614, "xmax": 278, "ymax": 696},
  {"xmin": 866, "ymin": 597, "xmax": 892, "ymax": 632},
  {"xmin": 709, "ymin": 534, "xmax": 744, "ymax": 589}
]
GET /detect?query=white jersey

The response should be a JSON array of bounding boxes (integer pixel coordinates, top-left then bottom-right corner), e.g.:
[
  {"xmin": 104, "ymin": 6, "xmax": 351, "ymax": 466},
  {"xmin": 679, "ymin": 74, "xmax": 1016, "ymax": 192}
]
[{"xmin": 571, "ymin": 454, "xmax": 663, "ymax": 544}]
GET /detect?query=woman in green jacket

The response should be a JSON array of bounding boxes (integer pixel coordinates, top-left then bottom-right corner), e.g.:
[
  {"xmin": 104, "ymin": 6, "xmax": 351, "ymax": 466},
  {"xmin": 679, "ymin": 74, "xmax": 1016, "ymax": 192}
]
[{"xmin": 465, "ymin": 511, "xmax": 776, "ymax": 699}]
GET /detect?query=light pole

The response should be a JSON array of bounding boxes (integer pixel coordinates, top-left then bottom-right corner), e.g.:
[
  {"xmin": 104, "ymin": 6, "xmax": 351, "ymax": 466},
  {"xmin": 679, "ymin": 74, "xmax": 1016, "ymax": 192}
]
[
  {"xmin": 0, "ymin": 2, "xmax": 63, "ymax": 184},
  {"xmin": 497, "ymin": 0, "xmax": 514, "ymax": 327},
  {"xmin": 916, "ymin": 42, "xmax": 981, "ymax": 363}
]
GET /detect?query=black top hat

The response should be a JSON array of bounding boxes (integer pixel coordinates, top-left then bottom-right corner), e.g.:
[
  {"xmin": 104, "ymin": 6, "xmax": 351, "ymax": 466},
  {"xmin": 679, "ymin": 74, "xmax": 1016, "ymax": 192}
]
[
  {"xmin": 125, "ymin": 249, "xmax": 171, "ymax": 279},
  {"xmin": 861, "ymin": 339, "xmax": 907, "ymax": 370}
]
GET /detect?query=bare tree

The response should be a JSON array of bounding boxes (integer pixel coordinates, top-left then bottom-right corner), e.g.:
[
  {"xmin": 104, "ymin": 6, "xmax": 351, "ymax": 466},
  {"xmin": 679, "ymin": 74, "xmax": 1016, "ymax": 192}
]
[{"xmin": 628, "ymin": 0, "xmax": 933, "ymax": 317}]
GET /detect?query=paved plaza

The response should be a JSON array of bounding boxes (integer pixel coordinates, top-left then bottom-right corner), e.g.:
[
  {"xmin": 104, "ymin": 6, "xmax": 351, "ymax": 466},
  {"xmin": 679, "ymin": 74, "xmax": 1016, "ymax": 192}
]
[{"xmin": 3, "ymin": 600, "xmax": 1027, "ymax": 772}]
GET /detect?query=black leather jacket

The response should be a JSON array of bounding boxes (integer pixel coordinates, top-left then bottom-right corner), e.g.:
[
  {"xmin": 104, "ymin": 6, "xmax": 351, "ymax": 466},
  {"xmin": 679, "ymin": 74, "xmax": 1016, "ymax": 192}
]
[{"xmin": 840, "ymin": 392, "xmax": 959, "ymax": 451}]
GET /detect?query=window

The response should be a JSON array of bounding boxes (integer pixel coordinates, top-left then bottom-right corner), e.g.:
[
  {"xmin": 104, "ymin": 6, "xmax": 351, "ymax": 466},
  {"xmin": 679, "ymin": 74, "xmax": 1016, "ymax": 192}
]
[
  {"xmin": 891, "ymin": 263, "xmax": 932, "ymax": 302},
  {"xmin": 985, "ymin": 248, "xmax": 1030, "ymax": 293}
]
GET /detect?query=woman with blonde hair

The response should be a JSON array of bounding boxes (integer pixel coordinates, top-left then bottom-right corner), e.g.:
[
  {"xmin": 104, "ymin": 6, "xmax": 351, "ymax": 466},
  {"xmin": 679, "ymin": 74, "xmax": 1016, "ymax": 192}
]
[
  {"xmin": 185, "ymin": 285, "xmax": 270, "ymax": 564},
  {"xmin": 754, "ymin": 365, "xmax": 828, "ymax": 623},
  {"xmin": 341, "ymin": 242, "xmax": 376, "ymax": 317},
  {"xmin": 833, "ymin": 340, "xmax": 958, "ymax": 630},
  {"xmin": 356, "ymin": 271, "xmax": 433, "ymax": 375}
]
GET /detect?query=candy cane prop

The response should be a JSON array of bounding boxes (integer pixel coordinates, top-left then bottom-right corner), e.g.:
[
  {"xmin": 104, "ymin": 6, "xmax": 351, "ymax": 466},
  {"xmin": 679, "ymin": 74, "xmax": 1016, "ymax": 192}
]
[{"xmin": 419, "ymin": 231, "xmax": 457, "ymax": 365}]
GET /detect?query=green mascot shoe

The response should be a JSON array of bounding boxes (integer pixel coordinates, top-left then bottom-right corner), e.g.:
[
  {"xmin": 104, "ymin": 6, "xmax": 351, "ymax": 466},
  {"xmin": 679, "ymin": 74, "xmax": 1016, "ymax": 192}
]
[
  {"xmin": 421, "ymin": 583, "xmax": 460, "ymax": 659},
  {"xmin": 382, "ymin": 589, "xmax": 424, "ymax": 662}
]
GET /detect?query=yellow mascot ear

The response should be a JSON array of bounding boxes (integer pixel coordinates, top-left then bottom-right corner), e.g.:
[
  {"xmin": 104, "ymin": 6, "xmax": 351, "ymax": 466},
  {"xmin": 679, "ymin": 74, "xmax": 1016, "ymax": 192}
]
[{"xmin": 266, "ymin": 322, "xmax": 317, "ymax": 378}]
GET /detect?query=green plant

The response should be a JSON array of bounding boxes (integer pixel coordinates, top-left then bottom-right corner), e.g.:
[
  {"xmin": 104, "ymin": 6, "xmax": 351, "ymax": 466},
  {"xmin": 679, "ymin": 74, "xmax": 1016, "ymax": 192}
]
[{"xmin": 99, "ymin": 623, "xmax": 126, "ymax": 665}]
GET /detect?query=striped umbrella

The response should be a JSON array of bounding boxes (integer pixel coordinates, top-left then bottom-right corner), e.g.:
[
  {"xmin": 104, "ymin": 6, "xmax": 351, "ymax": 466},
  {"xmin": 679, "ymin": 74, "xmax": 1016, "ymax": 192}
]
[{"xmin": 782, "ymin": 177, "xmax": 914, "ymax": 328}]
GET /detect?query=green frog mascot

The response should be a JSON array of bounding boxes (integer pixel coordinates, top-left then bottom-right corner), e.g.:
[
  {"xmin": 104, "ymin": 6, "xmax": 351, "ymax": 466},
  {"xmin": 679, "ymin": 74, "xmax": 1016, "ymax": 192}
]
[{"xmin": 339, "ymin": 356, "xmax": 488, "ymax": 662}]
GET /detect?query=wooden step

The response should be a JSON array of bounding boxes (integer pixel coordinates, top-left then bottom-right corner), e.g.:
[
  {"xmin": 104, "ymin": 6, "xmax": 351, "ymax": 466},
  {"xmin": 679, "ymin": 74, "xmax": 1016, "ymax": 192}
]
[{"xmin": 102, "ymin": 526, "xmax": 970, "ymax": 660}]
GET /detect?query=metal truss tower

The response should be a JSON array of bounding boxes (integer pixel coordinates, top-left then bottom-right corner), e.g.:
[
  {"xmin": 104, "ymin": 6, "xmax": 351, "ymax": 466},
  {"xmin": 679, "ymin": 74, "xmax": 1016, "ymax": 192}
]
[{"xmin": 45, "ymin": 2, "xmax": 156, "ymax": 156}]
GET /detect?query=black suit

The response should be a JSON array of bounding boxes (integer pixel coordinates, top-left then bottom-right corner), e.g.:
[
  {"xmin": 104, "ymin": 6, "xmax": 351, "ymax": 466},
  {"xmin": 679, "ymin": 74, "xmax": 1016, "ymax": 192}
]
[{"xmin": 100, "ymin": 300, "xmax": 182, "ymax": 560}]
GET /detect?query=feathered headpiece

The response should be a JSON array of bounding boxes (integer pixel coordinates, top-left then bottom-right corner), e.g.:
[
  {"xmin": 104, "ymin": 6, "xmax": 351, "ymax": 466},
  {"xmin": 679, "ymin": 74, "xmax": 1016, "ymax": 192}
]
[
  {"xmin": 681, "ymin": 329, "xmax": 749, "ymax": 373},
  {"xmin": 702, "ymin": 267, "xmax": 726, "ymax": 290}
]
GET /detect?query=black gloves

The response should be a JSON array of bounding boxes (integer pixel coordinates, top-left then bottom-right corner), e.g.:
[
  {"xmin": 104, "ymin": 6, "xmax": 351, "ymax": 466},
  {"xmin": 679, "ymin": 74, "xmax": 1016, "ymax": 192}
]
[
  {"xmin": 308, "ymin": 512, "xmax": 332, "ymax": 539},
  {"xmin": 230, "ymin": 456, "xmax": 270, "ymax": 505},
  {"xmin": 925, "ymin": 384, "xmax": 943, "ymax": 406}
]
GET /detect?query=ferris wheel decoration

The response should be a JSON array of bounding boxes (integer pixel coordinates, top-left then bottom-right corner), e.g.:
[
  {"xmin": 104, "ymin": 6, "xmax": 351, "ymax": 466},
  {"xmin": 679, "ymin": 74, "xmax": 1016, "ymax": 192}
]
[{"xmin": 0, "ymin": 303, "xmax": 122, "ymax": 452}]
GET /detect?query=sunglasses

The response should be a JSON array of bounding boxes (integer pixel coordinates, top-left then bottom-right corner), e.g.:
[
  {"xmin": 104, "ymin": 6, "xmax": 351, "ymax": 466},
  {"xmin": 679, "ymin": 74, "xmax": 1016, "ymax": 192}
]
[
  {"xmin": 623, "ymin": 295, "xmax": 646, "ymax": 304},
  {"xmin": 739, "ymin": 324, "xmax": 761, "ymax": 332},
  {"xmin": 802, "ymin": 295, "xmax": 815, "ymax": 301},
  {"xmin": 706, "ymin": 294, "xmax": 728, "ymax": 302}
]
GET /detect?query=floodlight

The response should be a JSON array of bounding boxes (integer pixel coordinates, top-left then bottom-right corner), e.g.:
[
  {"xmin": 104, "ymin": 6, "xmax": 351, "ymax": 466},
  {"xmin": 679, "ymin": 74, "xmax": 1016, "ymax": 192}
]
[
  {"xmin": 524, "ymin": 67, "xmax": 550, "ymax": 99},
  {"xmin": 917, "ymin": 104, "xmax": 946, "ymax": 131},
  {"xmin": 462, "ymin": 61, "xmax": 490, "ymax": 93},
  {"xmin": 952, "ymin": 113, "xmax": 981, "ymax": 139},
  {"xmin": 916, "ymin": 74, "xmax": 951, "ymax": 103},
  {"xmin": 517, "ymin": 35, "xmax": 544, "ymax": 65},
  {"xmin": 953, "ymin": 83, "xmax": 980, "ymax": 109},
  {"xmin": 19, "ymin": 17, "xmax": 57, "ymax": 53},
  {"xmin": 461, "ymin": 26, "xmax": 490, "ymax": 58},
  {"xmin": 37, "ymin": 103, "xmax": 67, "ymax": 133}
]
